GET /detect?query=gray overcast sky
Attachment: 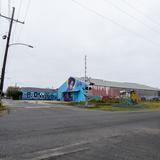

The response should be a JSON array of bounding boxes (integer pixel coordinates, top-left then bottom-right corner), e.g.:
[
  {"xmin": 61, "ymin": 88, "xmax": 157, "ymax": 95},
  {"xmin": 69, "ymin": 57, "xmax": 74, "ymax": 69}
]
[{"xmin": 0, "ymin": 0, "xmax": 160, "ymax": 90}]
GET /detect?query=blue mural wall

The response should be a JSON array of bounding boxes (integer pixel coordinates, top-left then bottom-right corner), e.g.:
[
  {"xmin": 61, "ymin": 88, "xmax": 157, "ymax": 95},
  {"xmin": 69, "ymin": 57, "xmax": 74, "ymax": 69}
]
[
  {"xmin": 21, "ymin": 88, "xmax": 58, "ymax": 100},
  {"xmin": 58, "ymin": 77, "xmax": 86, "ymax": 102}
]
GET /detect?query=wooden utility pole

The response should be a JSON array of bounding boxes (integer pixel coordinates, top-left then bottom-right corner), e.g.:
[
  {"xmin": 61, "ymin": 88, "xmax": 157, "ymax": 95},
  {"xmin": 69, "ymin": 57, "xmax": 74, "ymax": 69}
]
[{"xmin": 0, "ymin": 7, "xmax": 24, "ymax": 102}]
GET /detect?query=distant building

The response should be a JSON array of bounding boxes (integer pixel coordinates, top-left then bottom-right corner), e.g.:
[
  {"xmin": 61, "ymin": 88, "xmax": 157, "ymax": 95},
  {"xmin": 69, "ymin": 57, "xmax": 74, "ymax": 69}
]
[
  {"xmin": 20, "ymin": 87, "xmax": 57, "ymax": 100},
  {"xmin": 20, "ymin": 77, "xmax": 160, "ymax": 102},
  {"xmin": 58, "ymin": 77, "xmax": 160, "ymax": 102}
]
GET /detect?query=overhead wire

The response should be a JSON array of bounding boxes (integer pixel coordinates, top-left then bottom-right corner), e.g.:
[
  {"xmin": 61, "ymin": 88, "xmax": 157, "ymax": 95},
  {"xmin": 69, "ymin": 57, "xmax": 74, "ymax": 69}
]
[
  {"xmin": 103, "ymin": 0, "xmax": 160, "ymax": 35},
  {"xmin": 0, "ymin": 0, "xmax": 1, "ymax": 28},
  {"xmin": 11, "ymin": 0, "xmax": 23, "ymax": 42},
  {"xmin": 17, "ymin": 0, "xmax": 22, "ymax": 19},
  {"xmin": 71, "ymin": 0, "xmax": 160, "ymax": 48},
  {"xmin": 121, "ymin": 0, "xmax": 160, "ymax": 27},
  {"xmin": 8, "ymin": 0, "xmax": 11, "ymax": 17},
  {"xmin": 14, "ymin": 0, "xmax": 31, "ymax": 43},
  {"xmin": 0, "ymin": 0, "xmax": 1, "ymax": 13},
  {"xmin": 23, "ymin": 0, "xmax": 31, "ymax": 22}
]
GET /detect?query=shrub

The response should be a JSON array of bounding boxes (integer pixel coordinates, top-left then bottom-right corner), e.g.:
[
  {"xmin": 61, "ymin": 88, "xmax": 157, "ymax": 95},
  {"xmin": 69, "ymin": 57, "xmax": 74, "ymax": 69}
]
[
  {"xmin": 0, "ymin": 102, "xmax": 5, "ymax": 111},
  {"xmin": 89, "ymin": 97, "xmax": 120, "ymax": 104},
  {"xmin": 102, "ymin": 97, "xmax": 120, "ymax": 104},
  {"xmin": 6, "ymin": 86, "xmax": 22, "ymax": 100}
]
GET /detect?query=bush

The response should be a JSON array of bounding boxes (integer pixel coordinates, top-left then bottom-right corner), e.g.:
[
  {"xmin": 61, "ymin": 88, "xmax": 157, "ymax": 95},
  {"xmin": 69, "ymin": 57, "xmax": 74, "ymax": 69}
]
[
  {"xmin": 0, "ymin": 102, "xmax": 5, "ymax": 111},
  {"xmin": 89, "ymin": 97, "xmax": 120, "ymax": 104},
  {"xmin": 6, "ymin": 86, "xmax": 22, "ymax": 100},
  {"xmin": 102, "ymin": 97, "xmax": 120, "ymax": 104}
]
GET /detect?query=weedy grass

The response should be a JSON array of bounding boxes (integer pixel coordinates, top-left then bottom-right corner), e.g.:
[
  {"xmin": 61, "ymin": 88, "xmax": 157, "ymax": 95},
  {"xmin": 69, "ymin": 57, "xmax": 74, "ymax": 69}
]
[
  {"xmin": 140, "ymin": 101, "xmax": 160, "ymax": 110},
  {"xmin": 45, "ymin": 101, "xmax": 86, "ymax": 106},
  {"xmin": 90, "ymin": 105, "xmax": 143, "ymax": 111},
  {"xmin": 44, "ymin": 101, "xmax": 71, "ymax": 105},
  {"xmin": 91, "ymin": 101, "xmax": 160, "ymax": 111},
  {"xmin": 45, "ymin": 100, "xmax": 160, "ymax": 111}
]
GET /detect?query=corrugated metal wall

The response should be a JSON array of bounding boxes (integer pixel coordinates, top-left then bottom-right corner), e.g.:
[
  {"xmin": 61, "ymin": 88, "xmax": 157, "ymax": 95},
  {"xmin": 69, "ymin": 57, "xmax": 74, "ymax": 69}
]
[{"xmin": 89, "ymin": 85, "xmax": 158, "ymax": 99}]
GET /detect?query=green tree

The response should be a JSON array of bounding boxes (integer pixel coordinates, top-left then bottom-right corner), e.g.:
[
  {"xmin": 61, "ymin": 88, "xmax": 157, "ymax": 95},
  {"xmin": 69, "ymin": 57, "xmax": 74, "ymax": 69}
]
[{"xmin": 6, "ymin": 86, "xmax": 22, "ymax": 100}]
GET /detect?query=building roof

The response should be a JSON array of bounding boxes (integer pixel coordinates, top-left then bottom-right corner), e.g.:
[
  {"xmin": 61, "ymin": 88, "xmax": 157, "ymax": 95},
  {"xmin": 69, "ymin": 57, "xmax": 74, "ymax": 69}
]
[
  {"xmin": 76, "ymin": 77, "xmax": 159, "ymax": 91},
  {"xmin": 20, "ymin": 87, "xmax": 57, "ymax": 92}
]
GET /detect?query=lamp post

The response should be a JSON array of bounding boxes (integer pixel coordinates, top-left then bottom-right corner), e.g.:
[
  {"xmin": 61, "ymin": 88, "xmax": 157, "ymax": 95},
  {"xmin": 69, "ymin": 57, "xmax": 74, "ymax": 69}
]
[
  {"xmin": 9, "ymin": 43, "xmax": 34, "ymax": 48},
  {"xmin": 0, "ymin": 42, "xmax": 33, "ymax": 103},
  {"xmin": 0, "ymin": 7, "xmax": 30, "ymax": 104}
]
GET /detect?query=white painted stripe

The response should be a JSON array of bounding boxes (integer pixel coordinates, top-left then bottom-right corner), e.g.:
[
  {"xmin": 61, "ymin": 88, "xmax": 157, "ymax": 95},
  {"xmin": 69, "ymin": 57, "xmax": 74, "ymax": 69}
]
[
  {"xmin": 25, "ymin": 106, "xmax": 51, "ymax": 109},
  {"xmin": 0, "ymin": 142, "xmax": 89, "ymax": 160},
  {"xmin": 25, "ymin": 142, "xmax": 89, "ymax": 160},
  {"xmin": 31, "ymin": 147, "xmax": 89, "ymax": 160}
]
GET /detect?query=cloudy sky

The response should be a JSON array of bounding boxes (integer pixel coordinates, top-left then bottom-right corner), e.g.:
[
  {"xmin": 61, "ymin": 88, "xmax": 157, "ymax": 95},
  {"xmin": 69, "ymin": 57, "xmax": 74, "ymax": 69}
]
[{"xmin": 0, "ymin": 0, "xmax": 160, "ymax": 90}]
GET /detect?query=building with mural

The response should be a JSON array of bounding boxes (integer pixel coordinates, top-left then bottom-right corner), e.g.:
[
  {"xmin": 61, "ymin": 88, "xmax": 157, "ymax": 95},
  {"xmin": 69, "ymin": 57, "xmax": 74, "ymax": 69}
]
[
  {"xmin": 58, "ymin": 77, "xmax": 160, "ymax": 102},
  {"xmin": 19, "ymin": 77, "xmax": 160, "ymax": 102},
  {"xmin": 20, "ymin": 87, "xmax": 57, "ymax": 100},
  {"xmin": 58, "ymin": 77, "xmax": 86, "ymax": 102}
]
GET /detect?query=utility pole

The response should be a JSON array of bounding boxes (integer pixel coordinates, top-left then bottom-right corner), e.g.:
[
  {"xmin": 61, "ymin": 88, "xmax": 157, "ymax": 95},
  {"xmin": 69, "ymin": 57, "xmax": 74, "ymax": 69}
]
[
  {"xmin": 85, "ymin": 55, "xmax": 88, "ymax": 107},
  {"xmin": 0, "ymin": 7, "xmax": 24, "ymax": 103}
]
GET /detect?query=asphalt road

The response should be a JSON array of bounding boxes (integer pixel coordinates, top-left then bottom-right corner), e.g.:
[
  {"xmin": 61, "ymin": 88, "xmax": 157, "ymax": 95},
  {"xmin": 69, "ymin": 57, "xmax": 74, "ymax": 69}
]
[{"xmin": 0, "ymin": 100, "xmax": 160, "ymax": 160}]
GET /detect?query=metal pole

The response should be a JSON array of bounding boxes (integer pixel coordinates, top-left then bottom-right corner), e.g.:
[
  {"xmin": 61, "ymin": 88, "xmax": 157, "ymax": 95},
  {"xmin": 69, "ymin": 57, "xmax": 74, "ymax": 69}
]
[
  {"xmin": 9, "ymin": 43, "xmax": 33, "ymax": 48},
  {"xmin": 0, "ymin": 7, "xmax": 15, "ymax": 102},
  {"xmin": 85, "ymin": 55, "xmax": 88, "ymax": 107}
]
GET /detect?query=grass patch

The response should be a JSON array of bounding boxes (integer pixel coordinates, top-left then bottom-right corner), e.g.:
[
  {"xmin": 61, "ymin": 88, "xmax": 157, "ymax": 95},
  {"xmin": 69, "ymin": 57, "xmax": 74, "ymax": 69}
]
[
  {"xmin": 44, "ymin": 101, "xmax": 71, "ymax": 105},
  {"xmin": 68, "ymin": 101, "xmax": 86, "ymax": 106},
  {"xmin": 45, "ymin": 101, "xmax": 86, "ymax": 106},
  {"xmin": 0, "ymin": 103, "xmax": 6, "ymax": 111},
  {"xmin": 45, "ymin": 100, "xmax": 160, "ymax": 112},
  {"xmin": 91, "ymin": 101, "xmax": 160, "ymax": 111},
  {"xmin": 140, "ymin": 101, "xmax": 160, "ymax": 110},
  {"xmin": 90, "ymin": 105, "xmax": 143, "ymax": 111}
]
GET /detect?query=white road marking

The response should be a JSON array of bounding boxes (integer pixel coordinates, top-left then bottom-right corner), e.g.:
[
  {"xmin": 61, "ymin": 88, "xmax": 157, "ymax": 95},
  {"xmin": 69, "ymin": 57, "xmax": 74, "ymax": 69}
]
[
  {"xmin": 25, "ymin": 106, "xmax": 51, "ymax": 109},
  {"xmin": 23, "ymin": 142, "xmax": 89, "ymax": 160},
  {"xmin": 31, "ymin": 147, "xmax": 89, "ymax": 160}
]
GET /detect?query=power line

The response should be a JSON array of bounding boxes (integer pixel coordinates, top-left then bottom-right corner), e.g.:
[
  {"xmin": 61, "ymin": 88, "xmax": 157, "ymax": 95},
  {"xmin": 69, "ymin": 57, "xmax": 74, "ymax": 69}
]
[
  {"xmin": 11, "ymin": 0, "xmax": 23, "ymax": 42},
  {"xmin": 8, "ymin": 0, "xmax": 11, "ymax": 17},
  {"xmin": 14, "ymin": 0, "xmax": 31, "ymax": 43},
  {"xmin": 23, "ymin": 0, "xmax": 31, "ymax": 22},
  {"xmin": 71, "ymin": 0, "xmax": 160, "ymax": 48},
  {"xmin": 0, "ymin": 0, "xmax": 1, "ymax": 27},
  {"xmin": 17, "ymin": 0, "xmax": 22, "ymax": 18},
  {"xmin": 0, "ymin": 0, "xmax": 2, "ymax": 13},
  {"xmin": 121, "ymin": 0, "xmax": 160, "ymax": 27},
  {"xmin": 12, "ymin": 0, "xmax": 31, "ymax": 43},
  {"xmin": 8, "ymin": 0, "xmax": 10, "ymax": 17},
  {"xmin": 103, "ymin": 0, "xmax": 160, "ymax": 35}
]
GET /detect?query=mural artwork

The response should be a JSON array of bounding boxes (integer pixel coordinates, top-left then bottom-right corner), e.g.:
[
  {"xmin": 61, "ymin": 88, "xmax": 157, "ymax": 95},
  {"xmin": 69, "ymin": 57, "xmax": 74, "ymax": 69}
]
[
  {"xmin": 67, "ymin": 77, "xmax": 76, "ymax": 91},
  {"xmin": 22, "ymin": 91, "xmax": 57, "ymax": 100},
  {"xmin": 63, "ymin": 77, "xmax": 76, "ymax": 101}
]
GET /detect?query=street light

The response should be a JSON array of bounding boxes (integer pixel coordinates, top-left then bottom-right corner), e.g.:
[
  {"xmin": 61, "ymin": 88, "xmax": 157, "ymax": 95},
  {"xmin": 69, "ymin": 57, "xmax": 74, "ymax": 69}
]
[
  {"xmin": 9, "ymin": 43, "xmax": 34, "ymax": 48},
  {"xmin": 0, "ymin": 7, "xmax": 29, "ymax": 104},
  {"xmin": 0, "ymin": 42, "xmax": 34, "ymax": 102}
]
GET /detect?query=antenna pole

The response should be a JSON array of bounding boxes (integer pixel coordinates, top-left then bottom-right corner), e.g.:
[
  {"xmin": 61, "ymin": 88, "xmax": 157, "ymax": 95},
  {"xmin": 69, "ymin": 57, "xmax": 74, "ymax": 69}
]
[{"xmin": 85, "ymin": 55, "xmax": 88, "ymax": 107}]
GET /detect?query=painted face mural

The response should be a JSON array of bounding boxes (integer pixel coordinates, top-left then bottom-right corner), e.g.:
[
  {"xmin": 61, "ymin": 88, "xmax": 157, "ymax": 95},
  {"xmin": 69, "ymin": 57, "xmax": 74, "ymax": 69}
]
[{"xmin": 67, "ymin": 77, "xmax": 76, "ymax": 91}]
